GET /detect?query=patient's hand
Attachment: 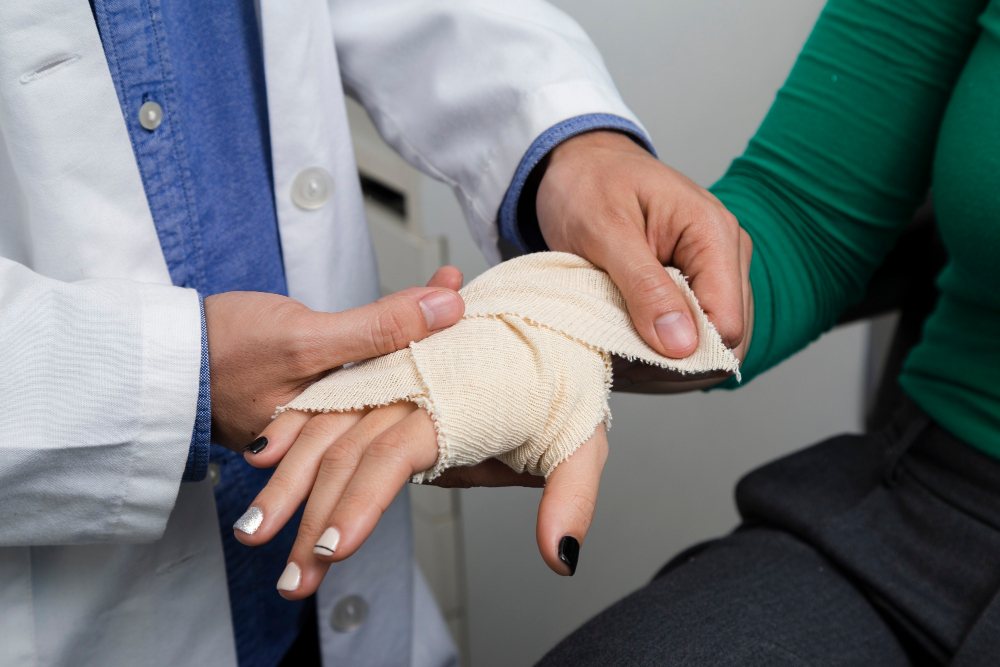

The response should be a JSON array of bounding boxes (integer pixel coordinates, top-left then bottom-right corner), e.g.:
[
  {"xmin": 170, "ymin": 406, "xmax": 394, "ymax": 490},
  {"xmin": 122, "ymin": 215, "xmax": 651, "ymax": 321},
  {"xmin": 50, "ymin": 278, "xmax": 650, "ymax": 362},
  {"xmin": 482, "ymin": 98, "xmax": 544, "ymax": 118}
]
[
  {"xmin": 232, "ymin": 252, "xmax": 739, "ymax": 596},
  {"xmin": 234, "ymin": 402, "xmax": 608, "ymax": 598},
  {"xmin": 612, "ymin": 289, "xmax": 753, "ymax": 394},
  {"xmin": 537, "ymin": 130, "xmax": 753, "ymax": 378}
]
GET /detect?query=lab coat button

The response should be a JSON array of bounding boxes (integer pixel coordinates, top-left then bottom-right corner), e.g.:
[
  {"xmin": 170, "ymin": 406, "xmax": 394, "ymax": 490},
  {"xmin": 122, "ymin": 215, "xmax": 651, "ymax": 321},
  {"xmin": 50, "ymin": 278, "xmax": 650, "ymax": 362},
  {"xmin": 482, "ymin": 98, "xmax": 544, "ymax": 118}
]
[
  {"xmin": 138, "ymin": 101, "xmax": 163, "ymax": 131},
  {"xmin": 330, "ymin": 594, "xmax": 368, "ymax": 633},
  {"xmin": 291, "ymin": 167, "xmax": 334, "ymax": 210}
]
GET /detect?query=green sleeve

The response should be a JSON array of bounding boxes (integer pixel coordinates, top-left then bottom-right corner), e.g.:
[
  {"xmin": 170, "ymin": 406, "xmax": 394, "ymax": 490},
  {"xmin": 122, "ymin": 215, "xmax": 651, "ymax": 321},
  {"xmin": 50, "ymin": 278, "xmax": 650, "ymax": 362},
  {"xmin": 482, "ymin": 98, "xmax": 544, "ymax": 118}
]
[{"xmin": 711, "ymin": 0, "xmax": 986, "ymax": 385}]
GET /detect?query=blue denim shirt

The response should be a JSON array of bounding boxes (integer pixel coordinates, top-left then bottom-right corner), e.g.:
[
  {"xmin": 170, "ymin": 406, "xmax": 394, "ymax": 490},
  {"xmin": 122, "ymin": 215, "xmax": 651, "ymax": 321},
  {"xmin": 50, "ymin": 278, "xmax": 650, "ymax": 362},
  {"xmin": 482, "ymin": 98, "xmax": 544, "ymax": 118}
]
[{"xmin": 90, "ymin": 2, "xmax": 651, "ymax": 665}]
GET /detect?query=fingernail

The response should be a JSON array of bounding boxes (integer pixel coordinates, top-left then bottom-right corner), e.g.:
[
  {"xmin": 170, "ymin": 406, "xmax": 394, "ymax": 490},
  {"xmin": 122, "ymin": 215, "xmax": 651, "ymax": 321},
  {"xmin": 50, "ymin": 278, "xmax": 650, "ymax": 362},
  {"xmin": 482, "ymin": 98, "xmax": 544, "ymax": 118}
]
[
  {"xmin": 313, "ymin": 527, "xmax": 341, "ymax": 556},
  {"xmin": 277, "ymin": 562, "xmax": 301, "ymax": 591},
  {"xmin": 654, "ymin": 311, "xmax": 697, "ymax": 350},
  {"xmin": 243, "ymin": 436, "xmax": 268, "ymax": 454},
  {"xmin": 233, "ymin": 506, "xmax": 264, "ymax": 535},
  {"xmin": 558, "ymin": 536, "xmax": 580, "ymax": 576},
  {"xmin": 419, "ymin": 291, "xmax": 462, "ymax": 331}
]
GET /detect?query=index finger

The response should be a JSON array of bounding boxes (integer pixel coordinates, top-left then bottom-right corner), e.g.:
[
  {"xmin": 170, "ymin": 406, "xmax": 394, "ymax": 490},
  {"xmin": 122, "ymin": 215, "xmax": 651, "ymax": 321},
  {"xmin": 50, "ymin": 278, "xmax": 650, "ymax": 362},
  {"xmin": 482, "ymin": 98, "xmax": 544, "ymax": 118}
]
[
  {"xmin": 582, "ymin": 216, "xmax": 701, "ymax": 358},
  {"xmin": 669, "ymin": 201, "xmax": 748, "ymax": 350}
]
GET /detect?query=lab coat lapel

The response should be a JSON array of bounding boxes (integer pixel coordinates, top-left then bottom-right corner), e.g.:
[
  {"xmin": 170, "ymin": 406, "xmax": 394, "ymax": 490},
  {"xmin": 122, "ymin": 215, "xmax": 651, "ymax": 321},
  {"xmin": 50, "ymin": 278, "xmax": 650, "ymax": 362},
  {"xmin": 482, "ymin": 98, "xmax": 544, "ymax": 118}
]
[
  {"xmin": 259, "ymin": 0, "xmax": 381, "ymax": 313},
  {"xmin": 0, "ymin": 0, "xmax": 170, "ymax": 284}
]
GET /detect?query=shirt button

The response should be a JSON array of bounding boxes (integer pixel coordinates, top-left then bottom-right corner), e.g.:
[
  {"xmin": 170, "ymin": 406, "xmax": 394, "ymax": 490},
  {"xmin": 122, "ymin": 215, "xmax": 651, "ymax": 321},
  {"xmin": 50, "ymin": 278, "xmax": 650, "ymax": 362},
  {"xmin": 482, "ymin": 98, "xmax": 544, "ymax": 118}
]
[
  {"xmin": 207, "ymin": 462, "xmax": 221, "ymax": 487},
  {"xmin": 138, "ymin": 101, "xmax": 163, "ymax": 131},
  {"xmin": 330, "ymin": 594, "xmax": 369, "ymax": 633},
  {"xmin": 291, "ymin": 167, "xmax": 334, "ymax": 210}
]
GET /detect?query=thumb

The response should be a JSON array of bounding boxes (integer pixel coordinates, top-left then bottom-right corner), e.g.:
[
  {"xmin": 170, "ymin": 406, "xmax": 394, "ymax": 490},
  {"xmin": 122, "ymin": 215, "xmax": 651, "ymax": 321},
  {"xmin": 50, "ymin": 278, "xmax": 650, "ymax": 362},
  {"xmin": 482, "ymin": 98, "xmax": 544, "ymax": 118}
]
[
  {"xmin": 426, "ymin": 265, "xmax": 464, "ymax": 291},
  {"xmin": 312, "ymin": 286, "xmax": 464, "ymax": 368},
  {"xmin": 536, "ymin": 426, "xmax": 609, "ymax": 576},
  {"xmin": 586, "ymin": 223, "xmax": 699, "ymax": 358}
]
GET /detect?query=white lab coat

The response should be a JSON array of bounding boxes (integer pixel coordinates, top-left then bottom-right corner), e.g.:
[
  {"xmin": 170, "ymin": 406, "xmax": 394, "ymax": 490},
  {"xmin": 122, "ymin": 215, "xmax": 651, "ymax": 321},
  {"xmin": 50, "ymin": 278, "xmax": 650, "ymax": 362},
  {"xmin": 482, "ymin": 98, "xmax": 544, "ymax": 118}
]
[{"xmin": 0, "ymin": 0, "xmax": 643, "ymax": 665}]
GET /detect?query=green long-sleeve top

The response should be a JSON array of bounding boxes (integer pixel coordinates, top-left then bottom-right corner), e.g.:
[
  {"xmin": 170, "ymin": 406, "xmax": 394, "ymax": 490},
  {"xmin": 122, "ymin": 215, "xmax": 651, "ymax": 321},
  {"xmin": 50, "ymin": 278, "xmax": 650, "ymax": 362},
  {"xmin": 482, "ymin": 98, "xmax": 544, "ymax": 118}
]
[{"xmin": 711, "ymin": 0, "xmax": 999, "ymax": 456}]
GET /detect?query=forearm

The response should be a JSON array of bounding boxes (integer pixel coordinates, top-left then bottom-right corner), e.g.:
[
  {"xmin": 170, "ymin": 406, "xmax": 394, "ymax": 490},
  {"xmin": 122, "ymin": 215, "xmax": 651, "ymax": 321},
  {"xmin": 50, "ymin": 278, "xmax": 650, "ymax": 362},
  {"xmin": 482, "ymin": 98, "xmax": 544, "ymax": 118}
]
[
  {"xmin": 709, "ymin": 0, "xmax": 985, "ymax": 384},
  {"xmin": 0, "ymin": 259, "xmax": 200, "ymax": 545}
]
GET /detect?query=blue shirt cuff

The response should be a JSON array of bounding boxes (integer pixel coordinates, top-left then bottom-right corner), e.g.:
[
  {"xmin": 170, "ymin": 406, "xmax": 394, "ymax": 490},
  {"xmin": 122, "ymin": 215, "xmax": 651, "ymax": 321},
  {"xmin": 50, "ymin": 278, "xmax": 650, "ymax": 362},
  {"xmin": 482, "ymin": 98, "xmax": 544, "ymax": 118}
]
[
  {"xmin": 498, "ymin": 114, "xmax": 657, "ymax": 253},
  {"xmin": 183, "ymin": 297, "xmax": 212, "ymax": 482}
]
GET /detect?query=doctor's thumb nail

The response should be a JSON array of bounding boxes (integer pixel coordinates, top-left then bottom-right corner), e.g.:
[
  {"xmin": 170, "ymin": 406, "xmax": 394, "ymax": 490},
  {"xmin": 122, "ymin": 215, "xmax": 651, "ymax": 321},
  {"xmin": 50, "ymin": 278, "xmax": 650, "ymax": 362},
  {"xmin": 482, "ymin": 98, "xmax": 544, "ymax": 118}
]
[
  {"xmin": 419, "ymin": 291, "xmax": 463, "ymax": 331},
  {"xmin": 558, "ymin": 536, "xmax": 580, "ymax": 576},
  {"xmin": 654, "ymin": 311, "xmax": 697, "ymax": 351}
]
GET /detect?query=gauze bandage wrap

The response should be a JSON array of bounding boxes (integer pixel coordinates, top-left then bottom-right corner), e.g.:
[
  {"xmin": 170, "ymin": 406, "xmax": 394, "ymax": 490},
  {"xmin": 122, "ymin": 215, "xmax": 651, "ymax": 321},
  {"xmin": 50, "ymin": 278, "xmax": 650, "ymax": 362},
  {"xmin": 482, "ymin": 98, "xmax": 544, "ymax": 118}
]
[{"xmin": 279, "ymin": 252, "xmax": 740, "ymax": 481}]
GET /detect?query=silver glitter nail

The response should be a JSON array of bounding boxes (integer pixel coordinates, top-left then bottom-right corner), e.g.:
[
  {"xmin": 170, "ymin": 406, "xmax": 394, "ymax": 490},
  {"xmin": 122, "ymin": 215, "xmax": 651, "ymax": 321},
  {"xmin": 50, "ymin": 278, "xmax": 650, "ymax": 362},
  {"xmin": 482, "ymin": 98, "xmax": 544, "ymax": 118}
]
[{"xmin": 234, "ymin": 506, "xmax": 264, "ymax": 535}]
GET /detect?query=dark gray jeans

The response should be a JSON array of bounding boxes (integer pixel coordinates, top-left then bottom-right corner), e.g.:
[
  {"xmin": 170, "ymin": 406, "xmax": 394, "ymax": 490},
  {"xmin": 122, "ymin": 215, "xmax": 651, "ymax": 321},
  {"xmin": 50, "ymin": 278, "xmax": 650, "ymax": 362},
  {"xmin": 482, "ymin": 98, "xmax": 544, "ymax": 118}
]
[{"xmin": 538, "ymin": 401, "xmax": 1000, "ymax": 666}]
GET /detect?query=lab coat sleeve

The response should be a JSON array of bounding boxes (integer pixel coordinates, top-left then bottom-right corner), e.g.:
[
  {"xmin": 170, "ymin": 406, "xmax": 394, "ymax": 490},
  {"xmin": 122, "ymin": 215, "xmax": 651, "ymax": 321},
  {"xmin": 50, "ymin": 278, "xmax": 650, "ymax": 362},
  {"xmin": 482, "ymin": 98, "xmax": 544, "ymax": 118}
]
[
  {"xmin": 330, "ymin": 0, "xmax": 647, "ymax": 264},
  {"xmin": 0, "ymin": 258, "xmax": 202, "ymax": 545}
]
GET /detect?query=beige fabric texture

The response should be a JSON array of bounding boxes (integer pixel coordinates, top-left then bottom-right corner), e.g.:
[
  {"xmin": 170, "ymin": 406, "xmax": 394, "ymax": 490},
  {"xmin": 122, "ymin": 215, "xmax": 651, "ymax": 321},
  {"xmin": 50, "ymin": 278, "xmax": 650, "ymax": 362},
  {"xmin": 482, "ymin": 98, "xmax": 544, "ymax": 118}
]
[{"xmin": 280, "ymin": 252, "xmax": 740, "ymax": 481}]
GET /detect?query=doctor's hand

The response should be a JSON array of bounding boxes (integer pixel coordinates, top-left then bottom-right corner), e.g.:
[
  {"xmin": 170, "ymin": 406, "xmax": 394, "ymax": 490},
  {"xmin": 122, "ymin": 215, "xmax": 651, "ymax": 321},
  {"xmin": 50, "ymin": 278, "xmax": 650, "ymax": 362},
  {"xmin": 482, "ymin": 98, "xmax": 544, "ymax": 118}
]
[
  {"xmin": 235, "ymin": 402, "xmax": 607, "ymax": 598},
  {"xmin": 204, "ymin": 267, "xmax": 465, "ymax": 452},
  {"xmin": 535, "ymin": 130, "xmax": 753, "ymax": 378}
]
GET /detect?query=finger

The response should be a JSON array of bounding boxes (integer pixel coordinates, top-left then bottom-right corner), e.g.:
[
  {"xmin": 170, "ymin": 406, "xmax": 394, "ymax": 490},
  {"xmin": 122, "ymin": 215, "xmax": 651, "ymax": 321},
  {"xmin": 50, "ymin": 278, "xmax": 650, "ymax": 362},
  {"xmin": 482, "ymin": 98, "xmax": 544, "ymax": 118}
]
[
  {"xmin": 582, "ymin": 214, "xmax": 700, "ymax": 358},
  {"xmin": 430, "ymin": 459, "xmax": 545, "ymax": 488},
  {"xmin": 426, "ymin": 265, "xmax": 463, "ymax": 291},
  {"xmin": 667, "ymin": 196, "xmax": 746, "ymax": 350},
  {"xmin": 315, "ymin": 409, "xmax": 439, "ymax": 564},
  {"xmin": 241, "ymin": 409, "xmax": 312, "ymax": 468},
  {"xmin": 536, "ymin": 426, "xmax": 609, "ymax": 576},
  {"xmin": 731, "ymin": 226, "xmax": 754, "ymax": 361},
  {"xmin": 310, "ymin": 286, "xmax": 465, "ymax": 369},
  {"xmin": 233, "ymin": 410, "xmax": 364, "ymax": 546},
  {"xmin": 274, "ymin": 403, "xmax": 420, "ymax": 599}
]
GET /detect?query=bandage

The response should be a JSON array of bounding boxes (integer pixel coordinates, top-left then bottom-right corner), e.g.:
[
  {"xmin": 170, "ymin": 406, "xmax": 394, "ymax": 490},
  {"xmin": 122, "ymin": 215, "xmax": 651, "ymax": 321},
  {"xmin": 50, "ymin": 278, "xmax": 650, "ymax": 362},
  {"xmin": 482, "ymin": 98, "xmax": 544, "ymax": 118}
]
[{"xmin": 279, "ymin": 252, "xmax": 740, "ymax": 481}]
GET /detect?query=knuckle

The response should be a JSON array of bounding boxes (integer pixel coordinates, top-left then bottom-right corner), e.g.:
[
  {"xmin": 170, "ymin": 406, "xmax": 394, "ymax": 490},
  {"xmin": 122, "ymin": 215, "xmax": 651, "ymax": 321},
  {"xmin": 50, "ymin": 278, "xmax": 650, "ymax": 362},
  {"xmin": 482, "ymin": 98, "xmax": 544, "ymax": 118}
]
[
  {"xmin": 342, "ymin": 483, "xmax": 384, "ymax": 515},
  {"xmin": 602, "ymin": 207, "xmax": 642, "ymax": 234},
  {"xmin": 718, "ymin": 316, "xmax": 745, "ymax": 345},
  {"xmin": 718, "ymin": 209, "xmax": 740, "ymax": 231},
  {"xmin": 367, "ymin": 430, "xmax": 407, "ymax": 463},
  {"xmin": 693, "ymin": 214, "xmax": 728, "ymax": 247},
  {"xmin": 626, "ymin": 264, "xmax": 673, "ymax": 309},
  {"xmin": 320, "ymin": 437, "xmax": 363, "ymax": 472},
  {"xmin": 299, "ymin": 413, "xmax": 345, "ymax": 440},
  {"xmin": 369, "ymin": 305, "xmax": 415, "ymax": 357},
  {"xmin": 297, "ymin": 515, "xmax": 330, "ymax": 541},
  {"xmin": 564, "ymin": 488, "xmax": 598, "ymax": 523}
]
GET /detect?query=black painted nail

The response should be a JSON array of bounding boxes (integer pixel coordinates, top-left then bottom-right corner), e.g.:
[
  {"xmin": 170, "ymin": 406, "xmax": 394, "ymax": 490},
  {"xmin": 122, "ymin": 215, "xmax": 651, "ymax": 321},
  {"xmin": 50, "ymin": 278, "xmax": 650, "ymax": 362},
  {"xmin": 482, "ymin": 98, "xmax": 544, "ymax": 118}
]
[
  {"xmin": 558, "ymin": 536, "xmax": 580, "ymax": 576},
  {"xmin": 243, "ymin": 436, "xmax": 268, "ymax": 454}
]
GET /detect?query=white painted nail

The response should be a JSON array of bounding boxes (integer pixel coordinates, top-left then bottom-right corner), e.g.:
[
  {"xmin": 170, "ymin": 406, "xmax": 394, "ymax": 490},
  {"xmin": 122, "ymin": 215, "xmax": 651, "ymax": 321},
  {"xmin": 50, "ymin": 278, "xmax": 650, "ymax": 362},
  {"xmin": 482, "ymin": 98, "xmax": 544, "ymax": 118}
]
[
  {"xmin": 313, "ymin": 527, "xmax": 341, "ymax": 556},
  {"xmin": 233, "ymin": 506, "xmax": 263, "ymax": 535},
  {"xmin": 276, "ymin": 562, "xmax": 301, "ymax": 592}
]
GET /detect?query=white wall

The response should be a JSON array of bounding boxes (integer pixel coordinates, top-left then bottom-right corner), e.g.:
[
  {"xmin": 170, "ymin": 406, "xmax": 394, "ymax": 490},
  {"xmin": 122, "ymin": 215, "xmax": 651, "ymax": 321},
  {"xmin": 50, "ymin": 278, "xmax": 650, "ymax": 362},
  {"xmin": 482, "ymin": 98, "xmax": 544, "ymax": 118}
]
[
  {"xmin": 443, "ymin": 0, "xmax": 866, "ymax": 665},
  {"xmin": 553, "ymin": 0, "xmax": 827, "ymax": 187}
]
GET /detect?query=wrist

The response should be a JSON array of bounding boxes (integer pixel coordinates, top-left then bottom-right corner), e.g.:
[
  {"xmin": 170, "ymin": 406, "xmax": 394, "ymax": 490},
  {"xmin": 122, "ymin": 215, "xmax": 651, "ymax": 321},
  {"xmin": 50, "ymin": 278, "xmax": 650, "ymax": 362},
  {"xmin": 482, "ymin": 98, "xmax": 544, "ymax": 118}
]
[{"xmin": 546, "ymin": 129, "xmax": 649, "ymax": 167}]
